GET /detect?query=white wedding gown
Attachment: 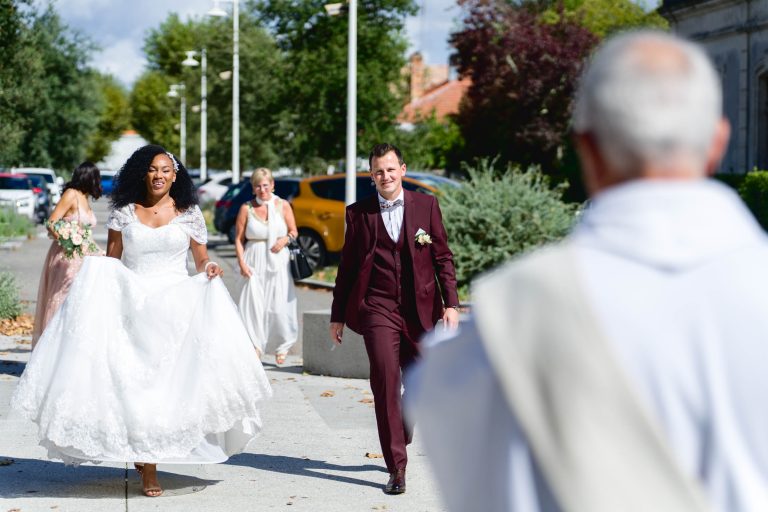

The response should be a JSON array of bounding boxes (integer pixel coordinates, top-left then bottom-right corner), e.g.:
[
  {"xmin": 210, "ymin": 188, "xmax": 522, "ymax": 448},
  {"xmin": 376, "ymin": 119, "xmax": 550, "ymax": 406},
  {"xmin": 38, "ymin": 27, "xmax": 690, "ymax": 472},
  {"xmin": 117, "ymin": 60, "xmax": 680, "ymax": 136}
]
[{"xmin": 12, "ymin": 204, "xmax": 272, "ymax": 464}]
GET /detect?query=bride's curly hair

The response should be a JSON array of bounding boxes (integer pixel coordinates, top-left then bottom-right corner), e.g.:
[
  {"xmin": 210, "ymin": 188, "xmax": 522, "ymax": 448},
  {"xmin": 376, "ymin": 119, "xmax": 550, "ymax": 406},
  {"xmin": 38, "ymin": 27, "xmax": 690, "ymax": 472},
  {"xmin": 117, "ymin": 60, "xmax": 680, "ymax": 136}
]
[{"xmin": 110, "ymin": 144, "xmax": 197, "ymax": 211}]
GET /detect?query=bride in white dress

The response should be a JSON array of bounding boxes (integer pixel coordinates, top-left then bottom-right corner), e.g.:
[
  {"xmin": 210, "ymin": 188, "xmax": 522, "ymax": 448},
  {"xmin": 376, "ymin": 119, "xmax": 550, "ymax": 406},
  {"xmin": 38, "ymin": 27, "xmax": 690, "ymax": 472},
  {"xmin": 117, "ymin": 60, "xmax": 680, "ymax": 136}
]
[{"xmin": 12, "ymin": 145, "xmax": 271, "ymax": 497}]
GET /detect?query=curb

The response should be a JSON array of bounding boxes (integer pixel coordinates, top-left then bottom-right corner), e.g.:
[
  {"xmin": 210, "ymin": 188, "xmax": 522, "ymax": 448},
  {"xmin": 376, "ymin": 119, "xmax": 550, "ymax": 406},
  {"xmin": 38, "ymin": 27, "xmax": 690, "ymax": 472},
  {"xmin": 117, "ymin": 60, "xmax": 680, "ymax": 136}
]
[{"xmin": 295, "ymin": 278, "xmax": 335, "ymax": 290}]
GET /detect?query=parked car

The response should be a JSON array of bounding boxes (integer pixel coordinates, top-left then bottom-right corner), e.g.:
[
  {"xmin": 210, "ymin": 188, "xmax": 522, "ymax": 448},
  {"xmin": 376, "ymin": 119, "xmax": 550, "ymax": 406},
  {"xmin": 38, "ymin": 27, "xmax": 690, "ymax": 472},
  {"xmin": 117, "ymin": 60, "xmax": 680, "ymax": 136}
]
[
  {"xmin": 290, "ymin": 174, "xmax": 436, "ymax": 270},
  {"xmin": 26, "ymin": 174, "xmax": 52, "ymax": 223},
  {"xmin": 406, "ymin": 172, "xmax": 462, "ymax": 189},
  {"xmin": 214, "ymin": 177, "xmax": 302, "ymax": 243},
  {"xmin": 10, "ymin": 167, "xmax": 63, "ymax": 204},
  {"xmin": 100, "ymin": 170, "xmax": 118, "ymax": 196},
  {"xmin": 0, "ymin": 173, "xmax": 37, "ymax": 221},
  {"xmin": 198, "ymin": 172, "xmax": 251, "ymax": 205}
]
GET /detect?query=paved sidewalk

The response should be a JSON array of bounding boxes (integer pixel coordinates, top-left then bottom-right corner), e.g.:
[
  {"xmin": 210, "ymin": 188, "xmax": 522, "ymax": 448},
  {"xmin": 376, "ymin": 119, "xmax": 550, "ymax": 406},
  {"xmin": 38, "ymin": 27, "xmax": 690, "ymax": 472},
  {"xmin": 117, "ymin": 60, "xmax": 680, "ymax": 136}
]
[
  {"xmin": 0, "ymin": 335, "xmax": 445, "ymax": 511},
  {"xmin": 0, "ymin": 199, "xmax": 446, "ymax": 511}
]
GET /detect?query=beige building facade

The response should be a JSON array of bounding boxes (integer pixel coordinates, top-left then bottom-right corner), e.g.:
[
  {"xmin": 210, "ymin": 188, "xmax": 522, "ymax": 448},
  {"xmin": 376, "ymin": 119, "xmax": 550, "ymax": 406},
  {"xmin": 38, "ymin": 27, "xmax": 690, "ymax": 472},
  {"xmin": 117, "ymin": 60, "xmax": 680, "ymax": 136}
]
[{"xmin": 662, "ymin": 0, "xmax": 768, "ymax": 172}]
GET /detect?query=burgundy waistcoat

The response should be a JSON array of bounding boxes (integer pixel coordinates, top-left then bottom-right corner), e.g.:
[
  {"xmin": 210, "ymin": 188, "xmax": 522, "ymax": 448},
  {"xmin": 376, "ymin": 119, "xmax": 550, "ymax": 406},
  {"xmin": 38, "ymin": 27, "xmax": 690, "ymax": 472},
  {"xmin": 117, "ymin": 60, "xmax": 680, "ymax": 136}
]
[{"xmin": 365, "ymin": 213, "xmax": 417, "ymax": 316}]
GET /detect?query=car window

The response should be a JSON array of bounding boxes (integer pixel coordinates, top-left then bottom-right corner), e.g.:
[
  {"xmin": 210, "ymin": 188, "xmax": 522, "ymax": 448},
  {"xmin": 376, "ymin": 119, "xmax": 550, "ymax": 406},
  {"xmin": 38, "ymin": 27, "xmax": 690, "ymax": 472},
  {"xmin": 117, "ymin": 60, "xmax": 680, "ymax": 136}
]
[
  {"xmin": 356, "ymin": 177, "xmax": 377, "ymax": 199},
  {"xmin": 224, "ymin": 181, "xmax": 250, "ymax": 201},
  {"xmin": 310, "ymin": 179, "xmax": 345, "ymax": 201},
  {"xmin": 25, "ymin": 172, "xmax": 55, "ymax": 184},
  {"xmin": 274, "ymin": 180, "xmax": 300, "ymax": 201},
  {"xmin": 28, "ymin": 176, "xmax": 47, "ymax": 189},
  {"xmin": 0, "ymin": 177, "xmax": 31, "ymax": 190},
  {"xmin": 235, "ymin": 182, "xmax": 254, "ymax": 201},
  {"xmin": 219, "ymin": 177, "xmax": 232, "ymax": 187},
  {"xmin": 402, "ymin": 180, "xmax": 433, "ymax": 195}
]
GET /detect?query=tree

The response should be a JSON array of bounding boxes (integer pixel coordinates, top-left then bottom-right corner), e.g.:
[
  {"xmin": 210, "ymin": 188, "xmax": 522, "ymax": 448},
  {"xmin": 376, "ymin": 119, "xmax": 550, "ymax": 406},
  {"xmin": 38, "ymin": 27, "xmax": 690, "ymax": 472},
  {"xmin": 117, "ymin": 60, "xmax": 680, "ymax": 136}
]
[
  {"xmin": 86, "ymin": 74, "xmax": 132, "ymax": 163},
  {"xmin": 0, "ymin": 1, "xmax": 102, "ymax": 170},
  {"xmin": 133, "ymin": 13, "xmax": 287, "ymax": 170},
  {"xmin": 251, "ymin": 0, "xmax": 417, "ymax": 169},
  {"xmin": 130, "ymin": 71, "xmax": 179, "ymax": 156},
  {"xmin": 541, "ymin": 0, "xmax": 667, "ymax": 37},
  {"xmin": 391, "ymin": 114, "xmax": 464, "ymax": 170},
  {"xmin": 450, "ymin": 2, "xmax": 597, "ymax": 171}
]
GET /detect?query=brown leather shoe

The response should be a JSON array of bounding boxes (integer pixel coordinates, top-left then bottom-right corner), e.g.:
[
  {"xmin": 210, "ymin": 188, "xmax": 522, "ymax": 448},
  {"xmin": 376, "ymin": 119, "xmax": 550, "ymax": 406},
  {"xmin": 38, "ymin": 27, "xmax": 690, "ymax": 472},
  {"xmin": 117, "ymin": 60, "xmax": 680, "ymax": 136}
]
[{"xmin": 384, "ymin": 468, "xmax": 406, "ymax": 495}]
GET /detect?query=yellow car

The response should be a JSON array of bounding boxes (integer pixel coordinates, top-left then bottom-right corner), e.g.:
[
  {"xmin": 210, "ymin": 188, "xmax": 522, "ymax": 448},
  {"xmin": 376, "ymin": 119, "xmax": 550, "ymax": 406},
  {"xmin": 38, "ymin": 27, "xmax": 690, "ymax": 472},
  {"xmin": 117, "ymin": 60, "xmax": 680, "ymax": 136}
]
[{"xmin": 292, "ymin": 173, "xmax": 437, "ymax": 269}]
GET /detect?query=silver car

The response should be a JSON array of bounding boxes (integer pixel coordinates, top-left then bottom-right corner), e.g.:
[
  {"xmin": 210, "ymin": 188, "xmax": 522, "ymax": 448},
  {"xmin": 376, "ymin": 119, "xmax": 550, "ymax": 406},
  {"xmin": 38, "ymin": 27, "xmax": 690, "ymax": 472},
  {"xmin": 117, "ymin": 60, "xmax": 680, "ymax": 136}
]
[
  {"xmin": 11, "ymin": 167, "xmax": 63, "ymax": 204},
  {"xmin": 0, "ymin": 174, "xmax": 36, "ymax": 220}
]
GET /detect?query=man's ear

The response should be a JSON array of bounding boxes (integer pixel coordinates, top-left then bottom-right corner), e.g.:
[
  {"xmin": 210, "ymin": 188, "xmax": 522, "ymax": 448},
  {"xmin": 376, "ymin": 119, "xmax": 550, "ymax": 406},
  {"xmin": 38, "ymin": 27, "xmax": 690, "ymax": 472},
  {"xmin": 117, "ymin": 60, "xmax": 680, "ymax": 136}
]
[
  {"xmin": 705, "ymin": 118, "xmax": 731, "ymax": 176},
  {"xmin": 574, "ymin": 132, "xmax": 609, "ymax": 196}
]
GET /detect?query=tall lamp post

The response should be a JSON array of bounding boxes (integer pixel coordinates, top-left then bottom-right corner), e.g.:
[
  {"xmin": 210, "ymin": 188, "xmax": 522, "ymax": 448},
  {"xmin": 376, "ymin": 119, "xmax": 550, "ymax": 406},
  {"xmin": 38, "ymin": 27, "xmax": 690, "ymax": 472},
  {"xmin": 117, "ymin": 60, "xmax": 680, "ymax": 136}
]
[
  {"xmin": 182, "ymin": 50, "xmax": 208, "ymax": 183},
  {"xmin": 325, "ymin": 0, "xmax": 357, "ymax": 206},
  {"xmin": 167, "ymin": 83, "xmax": 187, "ymax": 164},
  {"xmin": 208, "ymin": 0, "xmax": 240, "ymax": 185}
]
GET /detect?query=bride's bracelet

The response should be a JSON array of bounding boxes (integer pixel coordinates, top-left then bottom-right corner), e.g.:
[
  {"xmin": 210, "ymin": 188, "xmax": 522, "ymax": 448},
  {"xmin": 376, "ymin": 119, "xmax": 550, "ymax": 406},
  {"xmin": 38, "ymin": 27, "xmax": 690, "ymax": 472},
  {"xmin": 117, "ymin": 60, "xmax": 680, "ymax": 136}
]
[{"xmin": 204, "ymin": 261, "xmax": 219, "ymax": 272}]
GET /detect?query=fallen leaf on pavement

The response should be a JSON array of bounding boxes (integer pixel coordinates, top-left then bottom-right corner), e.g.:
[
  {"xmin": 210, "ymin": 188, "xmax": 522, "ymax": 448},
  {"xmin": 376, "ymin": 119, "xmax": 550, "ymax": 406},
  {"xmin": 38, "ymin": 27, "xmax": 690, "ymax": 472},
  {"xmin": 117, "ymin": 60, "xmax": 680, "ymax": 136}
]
[
  {"xmin": 320, "ymin": 391, "xmax": 335, "ymax": 397},
  {"xmin": 0, "ymin": 314, "xmax": 34, "ymax": 336},
  {"xmin": 359, "ymin": 398, "xmax": 374, "ymax": 404},
  {"xmin": 365, "ymin": 452, "xmax": 384, "ymax": 458},
  {"xmin": 0, "ymin": 458, "xmax": 14, "ymax": 466}
]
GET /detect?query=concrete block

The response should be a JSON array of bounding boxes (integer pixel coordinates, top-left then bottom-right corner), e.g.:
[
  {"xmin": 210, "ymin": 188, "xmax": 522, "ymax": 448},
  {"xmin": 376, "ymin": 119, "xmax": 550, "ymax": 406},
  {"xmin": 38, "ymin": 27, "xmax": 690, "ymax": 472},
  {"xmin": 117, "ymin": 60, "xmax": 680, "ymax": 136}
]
[{"xmin": 302, "ymin": 310, "xmax": 370, "ymax": 379}]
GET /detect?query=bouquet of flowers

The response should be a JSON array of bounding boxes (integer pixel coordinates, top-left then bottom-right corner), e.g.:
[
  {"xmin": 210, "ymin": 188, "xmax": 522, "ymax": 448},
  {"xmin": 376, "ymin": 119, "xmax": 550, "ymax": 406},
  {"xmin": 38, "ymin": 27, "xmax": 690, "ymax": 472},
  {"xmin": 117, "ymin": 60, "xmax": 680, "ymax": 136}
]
[{"xmin": 47, "ymin": 219, "xmax": 99, "ymax": 259}]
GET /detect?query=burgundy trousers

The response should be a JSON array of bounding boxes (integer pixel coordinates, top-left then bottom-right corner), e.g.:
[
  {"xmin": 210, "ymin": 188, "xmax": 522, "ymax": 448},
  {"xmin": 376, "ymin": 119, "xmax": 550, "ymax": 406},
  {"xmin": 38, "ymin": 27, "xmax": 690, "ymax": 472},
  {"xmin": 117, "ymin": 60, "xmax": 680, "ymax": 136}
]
[{"xmin": 362, "ymin": 307, "xmax": 424, "ymax": 473}]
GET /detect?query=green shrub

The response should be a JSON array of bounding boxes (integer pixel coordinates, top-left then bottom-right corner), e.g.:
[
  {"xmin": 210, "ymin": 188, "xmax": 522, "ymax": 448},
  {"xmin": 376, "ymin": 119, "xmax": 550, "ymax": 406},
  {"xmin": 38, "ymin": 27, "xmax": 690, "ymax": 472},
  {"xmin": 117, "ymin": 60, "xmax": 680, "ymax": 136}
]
[
  {"xmin": 0, "ymin": 207, "xmax": 34, "ymax": 240},
  {"xmin": 0, "ymin": 271, "xmax": 22, "ymax": 320},
  {"xmin": 200, "ymin": 202, "xmax": 216, "ymax": 233},
  {"xmin": 738, "ymin": 171, "xmax": 768, "ymax": 230},
  {"xmin": 440, "ymin": 159, "xmax": 578, "ymax": 292}
]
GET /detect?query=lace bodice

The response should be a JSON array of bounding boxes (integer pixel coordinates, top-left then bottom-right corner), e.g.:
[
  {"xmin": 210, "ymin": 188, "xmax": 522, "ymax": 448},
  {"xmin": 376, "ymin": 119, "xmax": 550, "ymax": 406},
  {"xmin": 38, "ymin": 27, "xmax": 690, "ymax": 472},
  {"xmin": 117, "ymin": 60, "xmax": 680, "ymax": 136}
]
[{"xmin": 106, "ymin": 204, "xmax": 207, "ymax": 276}]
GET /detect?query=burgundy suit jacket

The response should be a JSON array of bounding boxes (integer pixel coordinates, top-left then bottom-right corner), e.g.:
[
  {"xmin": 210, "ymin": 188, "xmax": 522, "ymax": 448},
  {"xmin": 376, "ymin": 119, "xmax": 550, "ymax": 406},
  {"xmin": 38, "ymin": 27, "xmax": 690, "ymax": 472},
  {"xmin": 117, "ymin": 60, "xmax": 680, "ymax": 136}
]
[{"xmin": 331, "ymin": 189, "xmax": 460, "ymax": 334}]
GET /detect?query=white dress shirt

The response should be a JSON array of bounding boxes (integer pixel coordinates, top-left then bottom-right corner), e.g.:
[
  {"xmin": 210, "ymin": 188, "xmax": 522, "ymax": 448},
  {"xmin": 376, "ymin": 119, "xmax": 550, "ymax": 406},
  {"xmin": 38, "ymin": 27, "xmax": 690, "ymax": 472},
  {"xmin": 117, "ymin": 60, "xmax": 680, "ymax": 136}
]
[
  {"xmin": 378, "ymin": 190, "xmax": 404, "ymax": 242},
  {"xmin": 407, "ymin": 180, "xmax": 768, "ymax": 512}
]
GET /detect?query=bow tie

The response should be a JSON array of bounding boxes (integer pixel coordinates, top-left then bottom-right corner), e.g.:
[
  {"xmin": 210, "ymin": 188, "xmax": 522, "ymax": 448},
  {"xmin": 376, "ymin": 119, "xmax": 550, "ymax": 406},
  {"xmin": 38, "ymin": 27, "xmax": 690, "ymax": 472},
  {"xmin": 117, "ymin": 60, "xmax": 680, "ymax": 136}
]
[{"xmin": 380, "ymin": 199, "xmax": 403, "ymax": 209}]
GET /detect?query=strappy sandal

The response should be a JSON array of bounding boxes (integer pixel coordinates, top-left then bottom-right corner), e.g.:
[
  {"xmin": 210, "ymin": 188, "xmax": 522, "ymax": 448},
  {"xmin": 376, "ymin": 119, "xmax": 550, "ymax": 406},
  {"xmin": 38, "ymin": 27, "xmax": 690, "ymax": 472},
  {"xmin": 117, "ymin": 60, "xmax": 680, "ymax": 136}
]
[
  {"xmin": 275, "ymin": 353, "xmax": 287, "ymax": 365},
  {"xmin": 140, "ymin": 466, "xmax": 163, "ymax": 497}
]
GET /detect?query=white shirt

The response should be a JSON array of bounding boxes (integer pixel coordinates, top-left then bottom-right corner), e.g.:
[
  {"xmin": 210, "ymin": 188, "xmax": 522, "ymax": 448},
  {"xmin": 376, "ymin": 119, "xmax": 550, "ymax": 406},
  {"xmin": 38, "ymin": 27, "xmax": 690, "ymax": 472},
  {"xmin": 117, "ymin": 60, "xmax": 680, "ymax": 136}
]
[
  {"xmin": 407, "ymin": 180, "xmax": 768, "ymax": 512},
  {"xmin": 378, "ymin": 190, "xmax": 404, "ymax": 242}
]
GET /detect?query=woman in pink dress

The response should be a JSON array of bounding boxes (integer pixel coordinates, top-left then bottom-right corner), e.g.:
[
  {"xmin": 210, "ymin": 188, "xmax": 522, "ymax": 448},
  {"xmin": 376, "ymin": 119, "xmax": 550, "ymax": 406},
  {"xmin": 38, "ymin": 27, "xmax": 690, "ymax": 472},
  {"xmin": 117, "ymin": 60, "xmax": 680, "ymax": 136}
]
[{"xmin": 32, "ymin": 162, "xmax": 102, "ymax": 349}]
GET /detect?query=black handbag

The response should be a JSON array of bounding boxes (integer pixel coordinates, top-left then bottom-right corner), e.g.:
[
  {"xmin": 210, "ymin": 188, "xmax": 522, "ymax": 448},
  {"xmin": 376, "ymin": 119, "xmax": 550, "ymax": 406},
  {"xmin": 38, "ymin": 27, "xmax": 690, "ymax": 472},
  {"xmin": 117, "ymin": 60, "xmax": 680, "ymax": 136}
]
[{"xmin": 288, "ymin": 239, "xmax": 313, "ymax": 280}]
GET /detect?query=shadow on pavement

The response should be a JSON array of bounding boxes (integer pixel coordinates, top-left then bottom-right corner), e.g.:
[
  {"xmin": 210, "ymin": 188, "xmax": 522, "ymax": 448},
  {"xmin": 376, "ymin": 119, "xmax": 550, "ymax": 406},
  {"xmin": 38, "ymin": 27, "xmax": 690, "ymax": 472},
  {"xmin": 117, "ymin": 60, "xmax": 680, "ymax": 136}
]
[
  {"xmin": 0, "ymin": 359, "xmax": 25, "ymax": 377},
  {"xmin": 0, "ymin": 457, "xmax": 219, "ymax": 499},
  {"xmin": 261, "ymin": 363, "xmax": 305, "ymax": 374},
  {"xmin": 227, "ymin": 453, "xmax": 384, "ymax": 490}
]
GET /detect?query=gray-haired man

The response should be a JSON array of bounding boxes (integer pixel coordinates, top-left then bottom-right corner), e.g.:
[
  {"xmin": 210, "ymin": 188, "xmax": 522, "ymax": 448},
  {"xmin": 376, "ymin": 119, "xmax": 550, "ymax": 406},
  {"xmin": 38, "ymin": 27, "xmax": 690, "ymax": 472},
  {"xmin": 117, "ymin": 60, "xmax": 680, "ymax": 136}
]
[{"xmin": 408, "ymin": 31, "xmax": 768, "ymax": 512}]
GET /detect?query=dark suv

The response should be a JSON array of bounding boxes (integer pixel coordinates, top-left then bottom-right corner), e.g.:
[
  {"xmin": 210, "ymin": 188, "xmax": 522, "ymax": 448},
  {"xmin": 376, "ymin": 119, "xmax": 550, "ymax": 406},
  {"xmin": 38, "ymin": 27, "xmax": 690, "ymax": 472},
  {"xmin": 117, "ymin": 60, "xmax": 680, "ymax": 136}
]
[{"xmin": 213, "ymin": 177, "xmax": 302, "ymax": 242}]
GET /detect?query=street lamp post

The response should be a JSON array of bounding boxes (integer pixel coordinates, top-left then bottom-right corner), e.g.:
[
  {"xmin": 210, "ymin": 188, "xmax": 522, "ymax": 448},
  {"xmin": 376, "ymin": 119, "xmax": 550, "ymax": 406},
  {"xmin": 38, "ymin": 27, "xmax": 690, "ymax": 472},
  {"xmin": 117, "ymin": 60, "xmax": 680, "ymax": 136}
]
[
  {"xmin": 182, "ymin": 50, "xmax": 208, "ymax": 183},
  {"xmin": 208, "ymin": 0, "xmax": 240, "ymax": 185},
  {"xmin": 167, "ymin": 83, "xmax": 187, "ymax": 164},
  {"xmin": 325, "ymin": 0, "xmax": 357, "ymax": 206}
]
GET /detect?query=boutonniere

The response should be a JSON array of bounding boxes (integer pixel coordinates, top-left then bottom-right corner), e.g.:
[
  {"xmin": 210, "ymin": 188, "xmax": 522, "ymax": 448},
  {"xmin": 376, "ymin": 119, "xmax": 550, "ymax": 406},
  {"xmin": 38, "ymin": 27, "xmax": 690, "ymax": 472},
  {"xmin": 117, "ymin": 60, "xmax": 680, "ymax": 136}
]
[{"xmin": 415, "ymin": 228, "xmax": 432, "ymax": 246}]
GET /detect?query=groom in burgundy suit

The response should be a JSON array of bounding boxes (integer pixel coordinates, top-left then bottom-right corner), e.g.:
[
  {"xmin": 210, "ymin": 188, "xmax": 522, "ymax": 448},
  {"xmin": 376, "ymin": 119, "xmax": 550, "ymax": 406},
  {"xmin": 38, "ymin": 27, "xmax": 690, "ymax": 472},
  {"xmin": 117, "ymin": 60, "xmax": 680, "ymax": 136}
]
[{"xmin": 330, "ymin": 143, "xmax": 460, "ymax": 494}]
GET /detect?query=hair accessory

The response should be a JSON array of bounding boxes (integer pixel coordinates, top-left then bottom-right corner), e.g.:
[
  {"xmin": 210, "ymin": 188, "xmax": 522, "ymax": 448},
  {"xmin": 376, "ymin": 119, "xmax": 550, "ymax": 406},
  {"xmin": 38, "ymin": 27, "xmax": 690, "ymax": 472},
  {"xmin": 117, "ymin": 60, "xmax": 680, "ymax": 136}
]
[{"xmin": 165, "ymin": 152, "xmax": 180, "ymax": 172}]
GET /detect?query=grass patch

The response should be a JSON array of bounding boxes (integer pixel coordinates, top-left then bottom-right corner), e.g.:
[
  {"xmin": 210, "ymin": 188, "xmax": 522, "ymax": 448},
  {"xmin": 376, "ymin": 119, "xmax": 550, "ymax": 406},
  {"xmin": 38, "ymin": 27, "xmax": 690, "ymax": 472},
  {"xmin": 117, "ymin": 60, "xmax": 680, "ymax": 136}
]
[
  {"xmin": 312, "ymin": 265, "xmax": 338, "ymax": 283},
  {"xmin": 0, "ymin": 207, "xmax": 34, "ymax": 240},
  {"xmin": 0, "ymin": 271, "xmax": 22, "ymax": 320},
  {"xmin": 200, "ymin": 203, "xmax": 216, "ymax": 234}
]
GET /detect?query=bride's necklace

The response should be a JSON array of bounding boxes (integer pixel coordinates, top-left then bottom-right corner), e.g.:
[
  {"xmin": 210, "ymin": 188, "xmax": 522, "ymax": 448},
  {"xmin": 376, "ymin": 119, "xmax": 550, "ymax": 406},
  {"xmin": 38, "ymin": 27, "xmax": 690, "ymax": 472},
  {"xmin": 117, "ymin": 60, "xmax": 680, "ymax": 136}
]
[{"xmin": 144, "ymin": 202, "xmax": 174, "ymax": 215}]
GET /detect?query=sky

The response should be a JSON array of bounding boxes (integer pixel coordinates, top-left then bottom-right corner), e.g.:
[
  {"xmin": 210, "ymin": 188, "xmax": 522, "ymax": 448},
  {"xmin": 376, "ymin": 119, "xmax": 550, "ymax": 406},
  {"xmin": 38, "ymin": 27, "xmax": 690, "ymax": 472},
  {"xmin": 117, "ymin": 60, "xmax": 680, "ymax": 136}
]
[{"xmin": 48, "ymin": 0, "xmax": 460, "ymax": 86}]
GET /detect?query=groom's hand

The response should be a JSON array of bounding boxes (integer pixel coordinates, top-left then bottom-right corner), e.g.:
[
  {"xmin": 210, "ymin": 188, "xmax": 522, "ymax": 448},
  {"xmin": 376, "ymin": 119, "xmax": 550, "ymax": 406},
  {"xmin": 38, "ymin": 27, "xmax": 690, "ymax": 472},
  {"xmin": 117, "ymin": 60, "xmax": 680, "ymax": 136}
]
[
  {"xmin": 442, "ymin": 307, "xmax": 459, "ymax": 331},
  {"xmin": 329, "ymin": 322, "xmax": 344, "ymax": 345}
]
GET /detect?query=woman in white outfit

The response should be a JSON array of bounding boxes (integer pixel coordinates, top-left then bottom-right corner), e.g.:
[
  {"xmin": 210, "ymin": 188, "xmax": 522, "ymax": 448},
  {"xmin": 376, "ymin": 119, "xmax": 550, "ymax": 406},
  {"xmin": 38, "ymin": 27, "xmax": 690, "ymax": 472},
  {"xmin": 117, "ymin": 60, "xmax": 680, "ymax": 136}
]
[
  {"xmin": 12, "ymin": 145, "xmax": 271, "ymax": 498},
  {"xmin": 235, "ymin": 168, "xmax": 299, "ymax": 365}
]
